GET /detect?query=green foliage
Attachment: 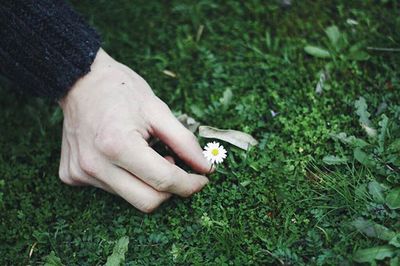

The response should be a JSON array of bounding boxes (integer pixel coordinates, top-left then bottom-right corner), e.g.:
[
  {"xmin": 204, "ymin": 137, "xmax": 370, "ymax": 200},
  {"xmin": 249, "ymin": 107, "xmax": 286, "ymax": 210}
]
[
  {"xmin": 353, "ymin": 246, "xmax": 396, "ymax": 263},
  {"xmin": 324, "ymin": 96, "xmax": 400, "ymax": 263},
  {"xmin": 352, "ymin": 218, "xmax": 397, "ymax": 241},
  {"xmin": 368, "ymin": 181, "xmax": 386, "ymax": 204},
  {"xmin": 105, "ymin": 236, "xmax": 130, "ymax": 266},
  {"xmin": 386, "ymin": 187, "xmax": 400, "ymax": 210},
  {"xmin": 322, "ymin": 155, "xmax": 348, "ymax": 165},
  {"xmin": 304, "ymin": 24, "xmax": 370, "ymax": 68},
  {"xmin": 304, "ymin": 46, "xmax": 331, "ymax": 58},
  {"xmin": 43, "ymin": 251, "xmax": 64, "ymax": 266}
]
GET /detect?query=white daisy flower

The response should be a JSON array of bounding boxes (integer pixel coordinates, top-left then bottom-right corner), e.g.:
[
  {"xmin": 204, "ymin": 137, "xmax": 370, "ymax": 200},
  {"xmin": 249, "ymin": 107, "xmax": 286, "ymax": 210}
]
[{"xmin": 202, "ymin": 142, "xmax": 227, "ymax": 164}]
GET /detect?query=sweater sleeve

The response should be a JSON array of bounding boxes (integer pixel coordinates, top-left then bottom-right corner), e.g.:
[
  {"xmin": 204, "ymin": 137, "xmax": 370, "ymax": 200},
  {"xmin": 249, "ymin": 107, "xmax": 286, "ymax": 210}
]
[{"xmin": 0, "ymin": 0, "xmax": 101, "ymax": 100}]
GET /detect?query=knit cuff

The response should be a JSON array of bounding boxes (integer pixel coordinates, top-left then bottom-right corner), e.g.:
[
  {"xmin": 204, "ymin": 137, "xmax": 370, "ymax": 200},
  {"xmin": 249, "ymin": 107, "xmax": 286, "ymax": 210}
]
[{"xmin": 0, "ymin": 1, "xmax": 101, "ymax": 100}]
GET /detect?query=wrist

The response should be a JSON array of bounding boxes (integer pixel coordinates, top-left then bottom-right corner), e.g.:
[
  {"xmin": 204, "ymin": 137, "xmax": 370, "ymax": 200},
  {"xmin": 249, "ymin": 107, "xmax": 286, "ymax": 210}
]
[{"xmin": 58, "ymin": 48, "xmax": 113, "ymax": 109}]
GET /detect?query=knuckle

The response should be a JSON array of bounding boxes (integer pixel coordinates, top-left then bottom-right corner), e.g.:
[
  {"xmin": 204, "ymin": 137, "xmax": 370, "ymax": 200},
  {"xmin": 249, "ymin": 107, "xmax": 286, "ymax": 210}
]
[
  {"xmin": 58, "ymin": 168, "xmax": 77, "ymax": 186},
  {"xmin": 78, "ymin": 154, "xmax": 98, "ymax": 177},
  {"xmin": 140, "ymin": 202, "xmax": 159, "ymax": 213},
  {"xmin": 154, "ymin": 178, "xmax": 173, "ymax": 192},
  {"xmin": 154, "ymin": 96, "xmax": 171, "ymax": 112},
  {"xmin": 139, "ymin": 195, "xmax": 164, "ymax": 213},
  {"xmin": 58, "ymin": 170, "xmax": 71, "ymax": 185},
  {"xmin": 94, "ymin": 128, "xmax": 125, "ymax": 158},
  {"xmin": 69, "ymin": 166, "xmax": 83, "ymax": 182}
]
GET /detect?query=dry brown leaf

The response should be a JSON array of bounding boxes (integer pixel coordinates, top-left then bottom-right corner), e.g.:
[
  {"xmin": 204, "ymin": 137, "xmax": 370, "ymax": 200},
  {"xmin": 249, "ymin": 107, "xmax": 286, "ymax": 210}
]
[
  {"xmin": 162, "ymin": 70, "xmax": 177, "ymax": 78},
  {"xmin": 199, "ymin": 126, "xmax": 258, "ymax": 150},
  {"xmin": 177, "ymin": 114, "xmax": 200, "ymax": 133},
  {"xmin": 196, "ymin": 25, "xmax": 204, "ymax": 42},
  {"xmin": 29, "ymin": 242, "xmax": 37, "ymax": 258}
]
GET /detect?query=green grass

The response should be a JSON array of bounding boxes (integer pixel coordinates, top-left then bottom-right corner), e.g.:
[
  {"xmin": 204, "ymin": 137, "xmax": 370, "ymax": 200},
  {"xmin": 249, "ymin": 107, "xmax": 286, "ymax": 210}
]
[{"xmin": 1, "ymin": 0, "xmax": 399, "ymax": 264}]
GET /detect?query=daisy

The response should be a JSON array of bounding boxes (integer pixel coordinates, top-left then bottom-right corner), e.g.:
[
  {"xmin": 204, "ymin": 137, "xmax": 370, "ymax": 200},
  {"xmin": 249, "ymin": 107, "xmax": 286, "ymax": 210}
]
[{"xmin": 203, "ymin": 141, "xmax": 227, "ymax": 165}]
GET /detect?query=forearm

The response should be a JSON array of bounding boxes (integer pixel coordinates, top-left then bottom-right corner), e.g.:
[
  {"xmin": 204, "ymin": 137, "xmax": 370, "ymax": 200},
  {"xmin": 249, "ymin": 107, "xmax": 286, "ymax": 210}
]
[{"xmin": 0, "ymin": 0, "xmax": 101, "ymax": 100}]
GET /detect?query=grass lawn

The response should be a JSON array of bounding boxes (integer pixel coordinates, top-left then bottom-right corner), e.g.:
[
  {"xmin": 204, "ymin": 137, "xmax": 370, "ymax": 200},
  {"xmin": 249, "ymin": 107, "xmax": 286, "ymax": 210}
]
[{"xmin": 1, "ymin": 0, "xmax": 399, "ymax": 264}]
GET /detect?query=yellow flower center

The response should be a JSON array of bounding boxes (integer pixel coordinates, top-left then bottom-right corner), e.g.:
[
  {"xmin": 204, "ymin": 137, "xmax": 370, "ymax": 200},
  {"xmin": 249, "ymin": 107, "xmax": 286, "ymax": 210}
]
[{"xmin": 211, "ymin": 148, "xmax": 219, "ymax": 156}]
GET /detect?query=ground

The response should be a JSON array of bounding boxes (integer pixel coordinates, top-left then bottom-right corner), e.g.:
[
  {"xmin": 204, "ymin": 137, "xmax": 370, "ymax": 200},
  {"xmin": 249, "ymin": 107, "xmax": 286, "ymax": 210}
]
[{"xmin": 1, "ymin": 0, "xmax": 399, "ymax": 265}]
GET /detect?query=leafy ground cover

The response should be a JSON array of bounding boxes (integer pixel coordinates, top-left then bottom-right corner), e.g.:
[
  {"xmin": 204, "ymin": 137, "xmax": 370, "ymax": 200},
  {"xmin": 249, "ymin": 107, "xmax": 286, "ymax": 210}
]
[{"xmin": 1, "ymin": 0, "xmax": 399, "ymax": 264}]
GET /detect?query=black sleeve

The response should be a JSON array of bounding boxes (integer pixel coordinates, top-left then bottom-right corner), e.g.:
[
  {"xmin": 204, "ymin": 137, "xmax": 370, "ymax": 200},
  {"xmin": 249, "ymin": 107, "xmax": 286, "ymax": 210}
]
[{"xmin": 0, "ymin": 0, "xmax": 101, "ymax": 100}]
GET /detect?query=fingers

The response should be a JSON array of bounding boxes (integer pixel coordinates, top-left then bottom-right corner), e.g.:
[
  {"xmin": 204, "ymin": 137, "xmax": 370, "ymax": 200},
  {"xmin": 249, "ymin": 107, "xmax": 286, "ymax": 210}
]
[
  {"xmin": 59, "ymin": 129, "xmax": 84, "ymax": 186},
  {"xmin": 149, "ymin": 101, "xmax": 213, "ymax": 174},
  {"xmin": 60, "ymin": 126, "xmax": 176, "ymax": 213},
  {"xmin": 99, "ymin": 164, "xmax": 171, "ymax": 213},
  {"xmin": 59, "ymin": 128, "xmax": 115, "ymax": 193},
  {"xmin": 110, "ymin": 134, "xmax": 209, "ymax": 197},
  {"xmin": 164, "ymin": 155, "xmax": 175, "ymax": 164}
]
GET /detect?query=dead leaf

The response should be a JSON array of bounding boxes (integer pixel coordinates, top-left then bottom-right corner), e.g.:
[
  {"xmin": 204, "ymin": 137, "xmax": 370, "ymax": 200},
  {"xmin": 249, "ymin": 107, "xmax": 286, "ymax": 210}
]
[
  {"xmin": 177, "ymin": 114, "xmax": 200, "ymax": 133},
  {"xmin": 29, "ymin": 242, "xmax": 37, "ymax": 258},
  {"xmin": 196, "ymin": 25, "xmax": 204, "ymax": 42},
  {"xmin": 315, "ymin": 71, "xmax": 326, "ymax": 94},
  {"xmin": 199, "ymin": 126, "xmax": 258, "ymax": 150},
  {"xmin": 162, "ymin": 70, "xmax": 177, "ymax": 78}
]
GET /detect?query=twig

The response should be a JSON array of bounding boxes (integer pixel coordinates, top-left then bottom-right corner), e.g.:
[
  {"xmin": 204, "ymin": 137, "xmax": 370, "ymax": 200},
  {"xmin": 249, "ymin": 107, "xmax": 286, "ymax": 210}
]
[
  {"xmin": 261, "ymin": 249, "xmax": 285, "ymax": 265},
  {"xmin": 196, "ymin": 25, "xmax": 204, "ymax": 42},
  {"xmin": 366, "ymin": 47, "xmax": 400, "ymax": 52},
  {"xmin": 28, "ymin": 242, "xmax": 37, "ymax": 258}
]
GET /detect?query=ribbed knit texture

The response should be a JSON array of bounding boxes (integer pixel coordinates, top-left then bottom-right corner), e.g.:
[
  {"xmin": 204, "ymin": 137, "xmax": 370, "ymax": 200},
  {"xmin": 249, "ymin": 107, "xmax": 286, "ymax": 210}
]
[{"xmin": 0, "ymin": 0, "xmax": 101, "ymax": 100}]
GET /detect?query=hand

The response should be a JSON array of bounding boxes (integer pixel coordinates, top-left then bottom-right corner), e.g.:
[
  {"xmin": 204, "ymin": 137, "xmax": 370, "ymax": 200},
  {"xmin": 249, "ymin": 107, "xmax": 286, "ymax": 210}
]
[{"xmin": 58, "ymin": 48, "xmax": 212, "ymax": 213}]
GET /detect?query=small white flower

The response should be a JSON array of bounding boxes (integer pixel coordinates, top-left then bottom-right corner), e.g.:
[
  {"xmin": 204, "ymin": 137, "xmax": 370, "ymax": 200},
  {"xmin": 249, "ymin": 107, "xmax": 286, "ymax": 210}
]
[
  {"xmin": 270, "ymin": 110, "xmax": 278, "ymax": 117},
  {"xmin": 202, "ymin": 142, "xmax": 227, "ymax": 164}
]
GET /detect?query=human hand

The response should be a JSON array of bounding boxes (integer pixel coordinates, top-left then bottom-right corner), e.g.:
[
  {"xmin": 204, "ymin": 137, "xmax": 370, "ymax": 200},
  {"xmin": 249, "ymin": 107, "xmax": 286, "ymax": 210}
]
[{"xmin": 58, "ymin": 48, "xmax": 212, "ymax": 212}]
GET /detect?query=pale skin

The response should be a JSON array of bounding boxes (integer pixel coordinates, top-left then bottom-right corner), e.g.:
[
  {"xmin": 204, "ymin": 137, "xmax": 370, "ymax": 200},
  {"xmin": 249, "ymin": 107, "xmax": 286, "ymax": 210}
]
[{"xmin": 58, "ymin": 48, "xmax": 213, "ymax": 213}]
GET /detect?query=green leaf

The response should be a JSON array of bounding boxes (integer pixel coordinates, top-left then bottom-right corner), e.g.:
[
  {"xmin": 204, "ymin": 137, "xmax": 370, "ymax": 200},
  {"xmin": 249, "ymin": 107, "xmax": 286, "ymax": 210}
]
[
  {"xmin": 354, "ymin": 97, "xmax": 376, "ymax": 138},
  {"xmin": 240, "ymin": 180, "xmax": 252, "ymax": 187},
  {"xmin": 322, "ymin": 155, "xmax": 348, "ymax": 165},
  {"xmin": 354, "ymin": 98, "xmax": 374, "ymax": 131},
  {"xmin": 352, "ymin": 218, "xmax": 396, "ymax": 241},
  {"xmin": 353, "ymin": 245, "xmax": 395, "ymax": 263},
  {"xmin": 354, "ymin": 148, "xmax": 375, "ymax": 167},
  {"xmin": 386, "ymin": 187, "xmax": 400, "ymax": 209},
  {"xmin": 44, "ymin": 251, "xmax": 64, "ymax": 266},
  {"xmin": 349, "ymin": 43, "xmax": 370, "ymax": 61},
  {"xmin": 325, "ymin": 25, "xmax": 341, "ymax": 47},
  {"xmin": 49, "ymin": 107, "xmax": 63, "ymax": 125},
  {"xmin": 304, "ymin": 46, "xmax": 331, "ymax": 58},
  {"xmin": 388, "ymin": 139, "xmax": 400, "ymax": 153},
  {"xmin": 389, "ymin": 235, "xmax": 400, "ymax": 248},
  {"xmin": 390, "ymin": 256, "xmax": 399, "ymax": 266},
  {"xmin": 348, "ymin": 50, "xmax": 370, "ymax": 61},
  {"xmin": 355, "ymin": 97, "xmax": 376, "ymax": 137},
  {"xmin": 368, "ymin": 181, "xmax": 386, "ymax": 204},
  {"xmin": 220, "ymin": 88, "xmax": 233, "ymax": 107},
  {"xmin": 355, "ymin": 97, "xmax": 372, "ymax": 125},
  {"xmin": 330, "ymin": 132, "xmax": 369, "ymax": 148},
  {"xmin": 105, "ymin": 236, "xmax": 130, "ymax": 266},
  {"xmin": 378, "ymin": 115, "xmax": 389, "ymax": 153},
  {"xmin": 190, "ymin": 105, "xmax": 205, "ymax": 118}
]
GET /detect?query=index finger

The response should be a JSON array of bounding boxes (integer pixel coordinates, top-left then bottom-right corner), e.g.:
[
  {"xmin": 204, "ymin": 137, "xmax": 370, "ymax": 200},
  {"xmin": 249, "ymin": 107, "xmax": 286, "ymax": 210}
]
[{"xmin": 108, "ymin": 134, "xmax": 209, "ymax": 197}]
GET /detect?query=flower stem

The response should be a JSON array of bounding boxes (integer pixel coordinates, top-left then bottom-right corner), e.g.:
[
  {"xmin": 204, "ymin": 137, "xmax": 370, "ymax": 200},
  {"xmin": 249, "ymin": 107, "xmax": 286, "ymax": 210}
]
[{"xmin": 208, "ymin": 163, "xmax": 214, "ymax": 174}]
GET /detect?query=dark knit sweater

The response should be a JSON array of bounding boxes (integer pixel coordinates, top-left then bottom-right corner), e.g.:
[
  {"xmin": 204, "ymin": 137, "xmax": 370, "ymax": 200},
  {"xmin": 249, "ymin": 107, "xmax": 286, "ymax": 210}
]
[{"xmin": 0, "ymin": 0, "xmax": 101, "ymax": 100}]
